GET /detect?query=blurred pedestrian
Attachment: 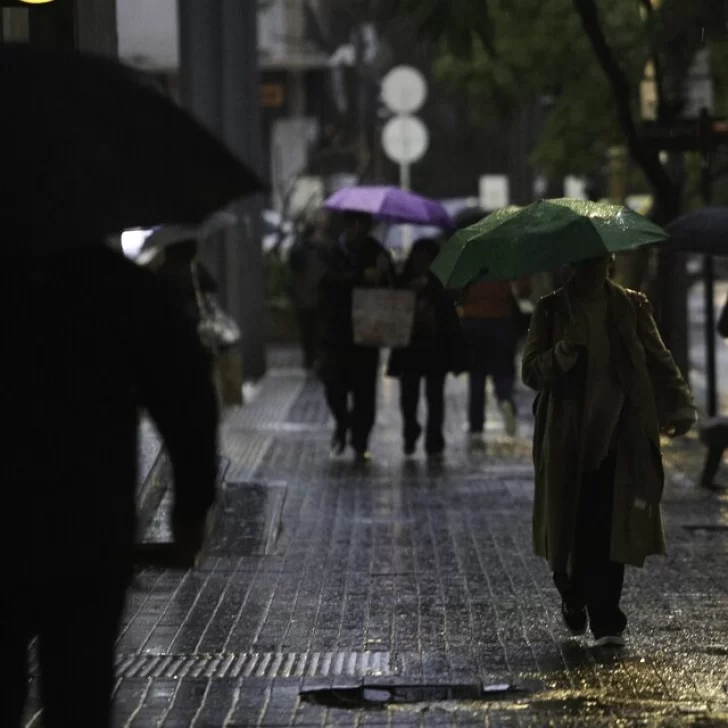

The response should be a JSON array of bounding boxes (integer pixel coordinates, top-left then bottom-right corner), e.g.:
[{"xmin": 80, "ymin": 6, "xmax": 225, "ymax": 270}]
[
  {"xmin": 460, "ymin": 274, "xmax": 532, "ymax": 440},
  {"xmin": 289, "ymin": 210, "xmax": 329, "ymax": 372},
  {"xmin": 142, "ymin": 231, "xmax": 243, "ymax": 409},
  {"xmin": 318, "ymin": 211, "xmax": 395, "ymax": 460},
  {"xmin": 387, "ymin": 238, "xmax": 464, "ymax": 458},
  {"xmin": 144, "ymin": 233, "xmax": 218, "ymax": 324},
  {"xmin": 522, "ymin": 254, "xmax": 696, "ymax": 647},
  {"xmin": 1, "ymin": 246, "xmax": 219, "ymax": 728}
]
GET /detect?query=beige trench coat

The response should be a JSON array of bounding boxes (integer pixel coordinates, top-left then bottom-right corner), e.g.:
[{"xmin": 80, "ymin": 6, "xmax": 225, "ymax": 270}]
[{"xmin": 522, "ymin": 280, "xmax": 695, "ymax": 571}]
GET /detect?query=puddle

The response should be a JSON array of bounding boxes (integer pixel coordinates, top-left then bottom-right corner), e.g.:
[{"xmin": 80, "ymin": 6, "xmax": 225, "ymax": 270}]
[
  {"xmin": 212, "ymin": 481, "xmax": 287, "ymax": 556},
  {"xmin": 133, "ymin": 480, "xmax": 287, "ymax": 567},
  {"xmin": 683, "ymin": 525, "xmax": 728, "ymax": 534},
  {"xmin": 300, "ymin": 682, "xmax": 524, "ymax": 709}
]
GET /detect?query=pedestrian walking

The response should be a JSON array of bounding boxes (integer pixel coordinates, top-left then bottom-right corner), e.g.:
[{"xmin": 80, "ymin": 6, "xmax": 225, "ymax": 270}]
[
  {"xmin": 142, "ymin": 230, "xmax": 244, "ymax": 409},
  {"xmin": 289, "ymin": 210, "xmax": 329, "ymax": 372},
  {"xmin": 522, "ymin": 254, "xmax": 696, "ymax": 647},
  {"xmin": 145, "ymin": 234, "xmax": 219, "ymax": 324},
  {"xmin": 318, "ymin": 211, "xmax": 395, "ymax": 460},
  {"xmin": 1, "ymin": 246, "xmax": 219, "ymax": 728},
  {"xmin": 0, "ymin": 44, "xmax": 264, "ymax": 727},
  {"xmin": 460, "ymin": 275, "xmax": 531, "ymax": 440},
  {"xmin": 387, "ymin": 238, "xmax": 464, "ymax": 457}
]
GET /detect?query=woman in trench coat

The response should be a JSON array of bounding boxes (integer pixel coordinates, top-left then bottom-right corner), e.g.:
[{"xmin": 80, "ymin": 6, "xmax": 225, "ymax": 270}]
[{"xmin": 522, "ymin": 254, "xmax": 696, "ymax": 646}]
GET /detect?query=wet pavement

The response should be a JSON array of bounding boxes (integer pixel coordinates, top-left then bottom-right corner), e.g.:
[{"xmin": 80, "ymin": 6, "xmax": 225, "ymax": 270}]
[{"xmin": 24, "ymin": 348, "xmax": 728, "ymax": 726}]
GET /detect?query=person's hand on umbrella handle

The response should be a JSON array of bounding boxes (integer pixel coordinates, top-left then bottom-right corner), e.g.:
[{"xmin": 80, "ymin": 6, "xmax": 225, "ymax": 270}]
[
  {"xmin": 661, "ymin": 418, "xmax": 694, "ymax": 439},
  {"xmin": 560, "ymin": 295, "xmax": 588, "ymax": 352},
  {"xmin": 561, "ymin": 321, "xmax": 588, "ymax": 353}
]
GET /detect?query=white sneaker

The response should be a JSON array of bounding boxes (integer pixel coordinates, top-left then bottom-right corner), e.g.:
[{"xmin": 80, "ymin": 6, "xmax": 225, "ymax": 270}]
[
  {"xmin": 501, "ymin": 401, "xmax": 517, "ymax": 437},
  {"xmin": 594, "ymin": 634, "xmax": 625, "ymax": 648}
]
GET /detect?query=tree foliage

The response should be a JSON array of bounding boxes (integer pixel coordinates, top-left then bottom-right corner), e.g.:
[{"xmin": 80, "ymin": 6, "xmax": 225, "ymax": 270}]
[{"xmin": 387, "ymin": 0, "xmax": 726, "ymax": 185}]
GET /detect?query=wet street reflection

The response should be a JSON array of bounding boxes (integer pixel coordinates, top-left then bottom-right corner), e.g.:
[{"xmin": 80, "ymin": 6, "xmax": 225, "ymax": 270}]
[{"xmin": 24, "ymin": 359, "xmax": 728, "ymax": 726}]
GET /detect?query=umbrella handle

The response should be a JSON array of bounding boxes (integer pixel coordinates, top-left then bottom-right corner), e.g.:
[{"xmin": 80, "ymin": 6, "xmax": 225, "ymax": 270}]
[{"xmin": 564, "ymin": 290, "xmax": 576, "ymax": 323}]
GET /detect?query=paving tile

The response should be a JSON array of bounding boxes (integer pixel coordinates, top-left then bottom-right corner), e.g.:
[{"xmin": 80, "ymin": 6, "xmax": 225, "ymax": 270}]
[{"xmin": 22, "ymin": 353, "xmax": 728, "ymax": 727}]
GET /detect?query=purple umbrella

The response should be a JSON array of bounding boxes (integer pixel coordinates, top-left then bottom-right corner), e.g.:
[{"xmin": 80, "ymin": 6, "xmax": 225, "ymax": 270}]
[{"xmin": 324, "ymin": 186, "xmax": 453, "ymax": 229}]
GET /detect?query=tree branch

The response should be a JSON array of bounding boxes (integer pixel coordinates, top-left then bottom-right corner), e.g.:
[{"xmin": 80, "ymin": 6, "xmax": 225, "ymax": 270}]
[
  {"xmin": 573, "ymin": 0, "xmax": 676, "ymax": 210},
  {"xmin": 637, "ymin": 0, "xmax": 669, "ymax": 119}
]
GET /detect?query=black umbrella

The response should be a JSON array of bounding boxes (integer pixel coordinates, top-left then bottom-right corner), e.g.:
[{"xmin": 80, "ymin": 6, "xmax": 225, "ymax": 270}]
[
  {"xmin": 664, "ymin": 207, "xmax": 728, "ymax": 417},
  {"xmin": 1, "ymin": 45, "xmax": 266, "ymax": 248},
  {"xmin": 664, "ymin": 208, "xmax": 728, "ymax": 255}
]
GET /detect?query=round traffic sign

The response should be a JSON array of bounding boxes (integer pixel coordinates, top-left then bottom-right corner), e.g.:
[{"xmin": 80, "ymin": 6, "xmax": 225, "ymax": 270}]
[
  {"xmin": 381, "ymin": 66, "xmax": 427, "ymax": 114},
  {"xmin": 382, "ymin": 115, "xmax": 429, "ymax": 164}
]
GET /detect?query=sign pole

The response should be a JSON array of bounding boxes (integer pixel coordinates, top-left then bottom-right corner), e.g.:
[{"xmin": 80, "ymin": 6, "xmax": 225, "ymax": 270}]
[
  {"xmin": 400, "ymin": 160, "xmax": 410, "ymax": 191},
  {"xmin": 401, "ymin": 160, "xmax": 411, "ymax": 250}
]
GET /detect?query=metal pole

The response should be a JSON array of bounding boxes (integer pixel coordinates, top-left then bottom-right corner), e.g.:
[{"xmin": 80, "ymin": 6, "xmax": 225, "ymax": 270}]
[
  {"xmin": 74, "ymin": 0, "xmax": 117, "ymax": 57},
  {"xmin": 701, "ymin": 107, "xmax": 718, "ymax": 416},
  {"xmin": 178, "ymin": 0, "xmax": 227, "ymax": 341},
  {"xmin": 705, "ymin": 255, "xmax": 717, "ymax": 415},
  {"xmin": 400, "ymin": 161, "xmax": 412, "ymax": 251},
  {"xmin": 177, "ymin": 2, "xmax": 223, "ymax": 143},
  {"xmin": 400, "ymin": 161, "xmax": 410, "ymax": 191},
  {"xmin": 221, "ymin": 0, "xmax": 266, "ymax": 380}
]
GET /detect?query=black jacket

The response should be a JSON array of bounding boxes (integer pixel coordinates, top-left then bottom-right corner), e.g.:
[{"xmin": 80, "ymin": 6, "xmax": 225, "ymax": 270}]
[
  {"xmin": 2, "ymin": 246, "xmax": 218, "ymax": 578},
  {"xmin": 387, "ymin": 273, "xmax": 465, "ymax": 377},
  {"xmin": 318, "ymin": 235, "xmax": 394, "ymax": 349}
]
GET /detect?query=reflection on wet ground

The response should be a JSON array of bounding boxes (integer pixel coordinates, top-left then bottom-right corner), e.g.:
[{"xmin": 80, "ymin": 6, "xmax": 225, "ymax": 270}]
[{"xmin": 24, "ymin": 354, "xmax": 728, "ymax": 726}]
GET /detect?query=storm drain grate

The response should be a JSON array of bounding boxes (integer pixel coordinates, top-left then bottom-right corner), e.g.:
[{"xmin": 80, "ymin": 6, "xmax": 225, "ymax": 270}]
[{"xmin": 113, "ymin": 651, "xmax": 397, "ymax": 680}]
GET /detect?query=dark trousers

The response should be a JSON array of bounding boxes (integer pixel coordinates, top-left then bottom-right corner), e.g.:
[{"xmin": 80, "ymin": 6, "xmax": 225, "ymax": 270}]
[
  {"xmin": 323, "ymin": 347, "xmax": 379, "ymax": 452},
  {"xmin": 468, "ymin": 369, "xmax": 515, "ymax": 433},
  {"xmin": 463, "ymin": 318, "xmax": 517, "ymax": 433},
  {"xmin": 553, "ymin": 452, "xmax": 627, "ymax": 638},
  {"xmin": 295, "ymin": 307, "xmax": 319, "ymax": 370},
  {"xmin": 400, "ymin": 371, "xmax": 446, "ymax": 453},
  {"xmin": 1, "ymin": 576, "xmax": 128, "ymax": 728}
]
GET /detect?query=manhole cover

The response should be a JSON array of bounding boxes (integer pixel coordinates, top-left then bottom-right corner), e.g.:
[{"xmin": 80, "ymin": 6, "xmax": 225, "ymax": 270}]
[
  {"xmin": 300, "ymin": 682, "xmax": 523, "ymax": 709},
  {"xmin": 683, "ymin": 525, "xmax": 728, "ymax": 533}
]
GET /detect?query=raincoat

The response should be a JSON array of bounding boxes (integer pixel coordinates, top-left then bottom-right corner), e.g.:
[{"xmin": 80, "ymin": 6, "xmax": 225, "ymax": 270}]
[{"xmin": 522, "ymin": 279, "xmax": 695, "ymax": 571}]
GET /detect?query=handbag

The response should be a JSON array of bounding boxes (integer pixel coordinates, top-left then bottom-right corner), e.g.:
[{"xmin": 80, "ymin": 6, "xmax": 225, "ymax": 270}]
[
  {"xmin": 352, "ymin": 288, "xmax": 416, "ymax": 348},
  {"xmin": 191, "ymin": 261, "xmax": 244, "ymax": 408},
  {"xmin": 191, "ymin": 261, "xmax": 241, "ymax": 352}
]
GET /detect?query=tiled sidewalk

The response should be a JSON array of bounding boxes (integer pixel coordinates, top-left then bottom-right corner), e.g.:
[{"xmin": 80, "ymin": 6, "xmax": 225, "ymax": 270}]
[{"xmin": 25, "ymin": 349, "xmax": 728, "ymax": 727}]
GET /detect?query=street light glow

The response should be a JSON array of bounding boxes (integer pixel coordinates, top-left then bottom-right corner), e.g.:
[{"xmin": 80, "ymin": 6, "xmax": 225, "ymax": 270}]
[{"xmin": 19, "ymin": 0, "xmax": 56, "ymax": 4}]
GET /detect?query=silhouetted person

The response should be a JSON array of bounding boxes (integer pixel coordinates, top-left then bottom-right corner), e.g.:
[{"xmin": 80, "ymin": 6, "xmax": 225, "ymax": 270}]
[
  {"xmin": 152, "ymin": 238, "xmax": 218, "ymax": 325},
  {"xmin": 523, "ymin": 254, "xmax": 695, "ymax": 647},
  {"xmin": 387, "ymin": 238, "xmax": 464, "ymax": 457},
  {"xmin": 318, "ymin": 211, "xmax": 394, "ymax": 460},
  {"xmin": 289, "ymin": 211, "xmax": 328, "ymax": 371},
  {"xmin": 452, "ymin": 206, "xmax": 531, "ymax": 441},
  {"xmin": 461, "ymin": 275, "xmax": 531, "ymax": 440},
  {"xmin": 1, "ymin": 245, "xmax": 219, "ymax": 727}
]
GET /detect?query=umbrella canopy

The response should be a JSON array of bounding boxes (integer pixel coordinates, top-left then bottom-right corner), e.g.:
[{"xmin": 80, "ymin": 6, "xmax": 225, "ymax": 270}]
[
  {"xmin": 432, "ymin": 198, "xmax": 669, "ymax": 288},
  {"xmin": 0, "ymin": 45, "xmax": 266, "ymax": 249},
  {"xmin": 664, "ymin": 208, "xmax": 728, "ymax": 256},
  {"xmin": 324, "ymin": 186, "xmax": 452, "ymax": 229}
]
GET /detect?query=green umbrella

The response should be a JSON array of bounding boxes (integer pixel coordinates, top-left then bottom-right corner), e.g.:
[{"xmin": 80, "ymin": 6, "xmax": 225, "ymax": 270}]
[{"xmin": 432, "ymin": 198, "xmax": 669, "ymax": 288}]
